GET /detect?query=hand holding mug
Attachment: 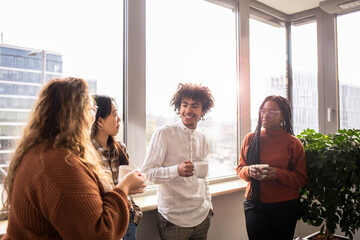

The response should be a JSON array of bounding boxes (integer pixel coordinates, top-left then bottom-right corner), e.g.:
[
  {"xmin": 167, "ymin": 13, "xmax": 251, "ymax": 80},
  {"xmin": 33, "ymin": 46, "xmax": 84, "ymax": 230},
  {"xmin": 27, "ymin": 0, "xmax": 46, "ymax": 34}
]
[
  {"xmin": 259, "ymin": 166, "xmax": 277, "ymax": 180},
  {"xmin": 117, "ymin": 169, "xmax": 146, "ymax": 195},
  {"xmin": 178, "ymin": 160, "xmax": 194, "ymax": 177},
  {"xmin": 249, "ymin": 164, "xmax": 269, "ymax": 180}
]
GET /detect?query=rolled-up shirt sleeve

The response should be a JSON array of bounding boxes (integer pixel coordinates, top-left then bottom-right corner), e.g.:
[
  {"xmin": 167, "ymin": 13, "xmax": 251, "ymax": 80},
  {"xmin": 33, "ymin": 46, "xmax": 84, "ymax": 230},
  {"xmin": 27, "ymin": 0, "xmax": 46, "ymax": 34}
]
[{"xmin": 141, "ymin": 128, "xmax": 180, "ymax": 184}]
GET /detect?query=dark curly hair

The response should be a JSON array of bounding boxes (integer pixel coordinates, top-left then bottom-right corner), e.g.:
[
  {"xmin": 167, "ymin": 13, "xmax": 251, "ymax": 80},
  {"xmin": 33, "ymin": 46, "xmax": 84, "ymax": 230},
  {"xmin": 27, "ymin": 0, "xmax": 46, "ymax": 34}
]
[{"xmin": 170, "ymin": 83, "xmax": 215, "ymax": 119}]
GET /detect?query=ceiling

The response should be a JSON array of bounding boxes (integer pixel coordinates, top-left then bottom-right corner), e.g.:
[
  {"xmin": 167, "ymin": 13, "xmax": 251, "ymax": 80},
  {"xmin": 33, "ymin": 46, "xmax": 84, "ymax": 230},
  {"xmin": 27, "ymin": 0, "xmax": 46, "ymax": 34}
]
[{"xmin": 256, "ymin": 0, "xmax": 326, "ymax": 14}]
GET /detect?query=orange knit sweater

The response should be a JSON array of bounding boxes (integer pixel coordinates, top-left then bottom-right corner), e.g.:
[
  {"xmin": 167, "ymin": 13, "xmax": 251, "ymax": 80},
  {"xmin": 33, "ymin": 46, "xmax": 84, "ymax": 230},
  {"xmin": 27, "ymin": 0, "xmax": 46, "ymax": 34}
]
[
  {"xmin": 236, "ymin": 128, "xmax": 308, "ymax": 203},
  {"xmin": 3, "ymin": 147, "xmax": 129, "ymax": 239}
]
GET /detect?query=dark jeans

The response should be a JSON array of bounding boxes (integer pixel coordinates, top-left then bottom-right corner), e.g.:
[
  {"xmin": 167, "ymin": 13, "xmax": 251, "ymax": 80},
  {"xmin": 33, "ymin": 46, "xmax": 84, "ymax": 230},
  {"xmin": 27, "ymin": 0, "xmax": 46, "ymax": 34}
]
[
  {"xmin": 244, "ymin": 199, "xmax": 299, "ymax": 240},
  {"xmin": 157, "ymin": 210, "xmax": 213, "ymax": 240},
  {"xmin": 123, "ymin": 222, "xmax": 137, "ymax": 240}
]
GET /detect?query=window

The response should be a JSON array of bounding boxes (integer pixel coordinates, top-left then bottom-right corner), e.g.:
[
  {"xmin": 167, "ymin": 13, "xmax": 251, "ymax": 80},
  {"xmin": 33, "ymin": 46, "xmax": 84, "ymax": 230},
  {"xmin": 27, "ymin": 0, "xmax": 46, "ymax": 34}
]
[
  {"xmin": 146, "ymin": 0, "xmax": 238, "ymax": 178},
  {"xmin": 0, "ymin": 0, "xmax": 123, "ymax": 195},
  {"xmin": 291, "ymin": 20, "xmax": 319, "ymax": 134},
  {"xmin": 249, "ymin": 15, "xmax": 287, "ymax": 131},
  {"xmin": 337, "ymin": 10, "xmax": 360, "ymax": 129}
]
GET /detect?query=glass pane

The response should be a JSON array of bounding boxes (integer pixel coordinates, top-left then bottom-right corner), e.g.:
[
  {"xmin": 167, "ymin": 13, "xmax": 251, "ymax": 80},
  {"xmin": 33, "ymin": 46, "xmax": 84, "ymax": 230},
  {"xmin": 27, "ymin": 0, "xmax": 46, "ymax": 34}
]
[
  {"xmin": 291, "ymin": 21, "xmax": 319, "ymax": 135},
  {"xmin": 146, "ymin": 0, "xmax": 237, "ymax": 178},
  {"xmin": 337, "ymin": 10, "xmax": 360, "ymax": 129},
  {"xmin": 250, "ymin": 18, "xmax": 287, "ymax": 131},
  {"xmin": 0, "ymin": 0, "xmax": 123, "ymax": 187}
]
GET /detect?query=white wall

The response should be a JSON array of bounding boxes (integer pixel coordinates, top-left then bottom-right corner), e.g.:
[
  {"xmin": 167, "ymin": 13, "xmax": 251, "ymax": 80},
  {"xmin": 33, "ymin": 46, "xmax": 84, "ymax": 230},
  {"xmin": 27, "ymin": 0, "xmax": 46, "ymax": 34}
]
[{"xmin": 137, "ymin": 190, "xmax": 360, "ymax": 240}]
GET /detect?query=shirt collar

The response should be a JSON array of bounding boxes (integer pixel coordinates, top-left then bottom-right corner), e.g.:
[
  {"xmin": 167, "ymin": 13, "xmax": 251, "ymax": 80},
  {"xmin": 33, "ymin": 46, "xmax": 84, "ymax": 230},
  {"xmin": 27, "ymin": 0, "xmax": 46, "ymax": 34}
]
[
  {"xmin": 92, "ymin": 138, "xmax": 115, "ymax": 154},
  {"xmin": 178, "ymin": 120, "xmax": 196, "ymax": 133},
  {"xmin": 92, "ymin": 138, "xmax": 102, "ymax": 151}
]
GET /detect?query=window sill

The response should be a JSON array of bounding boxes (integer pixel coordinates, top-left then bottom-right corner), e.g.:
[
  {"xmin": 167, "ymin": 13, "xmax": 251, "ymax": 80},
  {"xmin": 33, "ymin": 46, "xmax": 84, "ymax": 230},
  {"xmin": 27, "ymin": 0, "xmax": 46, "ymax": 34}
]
[
  {"xmin": 0, "ymin": 177, "xmax": 247, "ymax": 236},
  {"xmin": 133, "ymin": 177, "xmax": 247, "ymax": 212}
]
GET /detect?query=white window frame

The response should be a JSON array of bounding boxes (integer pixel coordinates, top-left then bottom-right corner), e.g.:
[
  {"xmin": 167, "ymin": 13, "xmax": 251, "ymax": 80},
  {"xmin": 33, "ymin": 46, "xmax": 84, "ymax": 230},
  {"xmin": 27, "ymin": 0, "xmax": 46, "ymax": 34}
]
[{"xmin": 123, "ymin": 0, "xmax": 350, "ymax": 176}]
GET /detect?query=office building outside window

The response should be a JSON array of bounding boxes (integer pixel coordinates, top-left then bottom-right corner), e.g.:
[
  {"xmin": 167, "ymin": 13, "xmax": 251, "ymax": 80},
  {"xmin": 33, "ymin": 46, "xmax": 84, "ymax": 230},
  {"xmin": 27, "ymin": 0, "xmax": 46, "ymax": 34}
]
[
  {"xmin": 291, "ymin": 21, "xmax": 319, "ymax": 135},
  {"xmin": 146, "ymin": 0, "xmax": 237, "ymax": 178},
  {"xmin": 0, "ymin": 44, "xmax": 62, "ymax": 183},
  {"xmin": 337, "ymin": 10, "xmax": 360, "ymax": 129},
  {"xmin": 249, "ymin": 17, "xmax": 287, "ymax": 131},
  {"xmin": 0, "ymin": 0, "xmax": 124, "ymax": 192}
]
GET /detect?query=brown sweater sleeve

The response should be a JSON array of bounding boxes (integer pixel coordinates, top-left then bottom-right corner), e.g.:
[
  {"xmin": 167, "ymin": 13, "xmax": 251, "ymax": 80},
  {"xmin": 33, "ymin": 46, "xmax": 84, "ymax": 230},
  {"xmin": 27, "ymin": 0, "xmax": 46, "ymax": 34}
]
[
  {"xmin": 52, "ymin": 187, "xmax": 130, "ymax": 239},
  {"xmin": 49, "ymin": 154, "xmax": 130, "ymax": 239},
  {"xmin": 7, "ymin": 148, "xmax": 130, "ymax": 240}
]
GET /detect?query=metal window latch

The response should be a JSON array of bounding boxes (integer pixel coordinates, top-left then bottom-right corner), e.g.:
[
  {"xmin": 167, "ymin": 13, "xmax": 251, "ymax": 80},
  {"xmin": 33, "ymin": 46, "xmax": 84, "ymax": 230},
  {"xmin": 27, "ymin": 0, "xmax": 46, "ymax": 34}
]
[{"xmin": 327, "ymin": 107, "xmax": 334, "ymax": 122}]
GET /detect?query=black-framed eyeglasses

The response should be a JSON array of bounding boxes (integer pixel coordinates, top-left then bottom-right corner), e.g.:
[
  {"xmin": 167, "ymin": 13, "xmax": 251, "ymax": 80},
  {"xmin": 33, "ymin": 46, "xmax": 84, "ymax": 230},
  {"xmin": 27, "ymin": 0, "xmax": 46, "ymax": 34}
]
[{"xmin": 259, "ymin": 109, "xmax": 281, "ymax": 117}]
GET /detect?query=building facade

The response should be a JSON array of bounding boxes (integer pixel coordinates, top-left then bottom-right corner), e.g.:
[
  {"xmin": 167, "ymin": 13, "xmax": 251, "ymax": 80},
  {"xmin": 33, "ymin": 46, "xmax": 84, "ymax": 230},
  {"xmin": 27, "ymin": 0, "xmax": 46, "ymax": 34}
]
[
  {"xmin": 0, "ymin": 44, "xmax": 63, "ymax": 182},
  {"xmin": 340, "ymin": 84, "xmax": 360, "ymax": 129}
]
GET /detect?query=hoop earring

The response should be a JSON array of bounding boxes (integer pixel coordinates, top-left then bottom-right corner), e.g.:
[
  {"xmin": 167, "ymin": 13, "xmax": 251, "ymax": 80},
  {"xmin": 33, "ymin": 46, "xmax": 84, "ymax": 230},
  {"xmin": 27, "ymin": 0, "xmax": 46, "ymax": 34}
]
[{"xmin": 280, "ymin": 121, "xmax": 286, "ymax": 127}]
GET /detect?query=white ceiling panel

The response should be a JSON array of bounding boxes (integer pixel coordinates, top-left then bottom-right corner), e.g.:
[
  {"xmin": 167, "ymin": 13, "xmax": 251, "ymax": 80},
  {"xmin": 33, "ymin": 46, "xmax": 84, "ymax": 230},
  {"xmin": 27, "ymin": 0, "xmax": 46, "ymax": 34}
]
[{"xmin": 255, "ymin": 0, "xmax": 326, "ymax": 14}]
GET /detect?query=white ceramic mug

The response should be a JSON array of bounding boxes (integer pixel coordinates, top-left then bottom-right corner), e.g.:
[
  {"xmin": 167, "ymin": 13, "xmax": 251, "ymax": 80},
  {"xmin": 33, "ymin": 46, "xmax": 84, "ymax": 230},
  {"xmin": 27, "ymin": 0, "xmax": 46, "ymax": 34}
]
[
  {"xmin": 118, "ymin": 165, "xmax": 138, "ymax": 181},
  {"xmin": 194, "ymin": 162, "xmax": 209, "ymax": 178},
  {"xmin": 254, "ymin": 164, "xmax": 269, "ymax": 169},
  {"xmin": 254, "ymin": 164, "xmax": 269, "ymax": 177}
]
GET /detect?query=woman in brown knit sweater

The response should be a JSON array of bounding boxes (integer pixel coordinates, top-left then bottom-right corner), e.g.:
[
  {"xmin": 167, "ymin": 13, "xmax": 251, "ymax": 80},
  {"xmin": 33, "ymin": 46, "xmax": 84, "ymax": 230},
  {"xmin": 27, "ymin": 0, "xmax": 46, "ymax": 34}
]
[{"xmin": 1, "ymin": 77, "xmax": 146, "ymax": 239}]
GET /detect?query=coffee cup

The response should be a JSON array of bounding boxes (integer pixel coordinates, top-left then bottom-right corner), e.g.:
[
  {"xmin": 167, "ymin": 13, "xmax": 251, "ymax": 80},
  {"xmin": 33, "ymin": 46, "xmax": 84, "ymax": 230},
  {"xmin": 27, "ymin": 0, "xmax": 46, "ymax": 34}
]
[
  {"xmin": 254, "ymin": 164, "xmax": 269, "ymax": 169},
  {"xmin": 118, "ymin": 165, "xmax": 138, "ymax": 181},
  {"xmin": 254, "ymin": 164, "xmax": 269, "ymax": 177},
  {"xmin": 194, "ymin": 162, "xmax": 208, "ymax": 178}
]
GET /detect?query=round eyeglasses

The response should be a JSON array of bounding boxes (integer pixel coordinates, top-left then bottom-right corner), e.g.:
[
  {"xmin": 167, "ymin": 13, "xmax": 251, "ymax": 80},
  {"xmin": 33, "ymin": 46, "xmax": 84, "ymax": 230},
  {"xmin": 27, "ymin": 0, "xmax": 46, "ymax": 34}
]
[{"xmin": 259, "ymin": 109, "xmax": 281, "ymax": 117}]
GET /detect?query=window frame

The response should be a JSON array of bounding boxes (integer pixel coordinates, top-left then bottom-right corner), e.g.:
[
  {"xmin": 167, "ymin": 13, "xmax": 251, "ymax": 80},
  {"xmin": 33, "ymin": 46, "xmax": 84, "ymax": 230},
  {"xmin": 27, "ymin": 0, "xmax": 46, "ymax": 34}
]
[{"xmin": 124, "ymin": 0, "xmax": 343, "ymax": 182}]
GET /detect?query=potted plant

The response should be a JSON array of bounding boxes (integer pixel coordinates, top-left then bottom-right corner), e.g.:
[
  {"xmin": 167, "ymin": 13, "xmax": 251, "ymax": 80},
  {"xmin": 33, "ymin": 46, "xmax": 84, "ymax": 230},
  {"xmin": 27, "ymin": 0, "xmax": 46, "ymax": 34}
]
[{"xmin": 297, "ymin": 129, "xmax": 360, "ymax": 240}]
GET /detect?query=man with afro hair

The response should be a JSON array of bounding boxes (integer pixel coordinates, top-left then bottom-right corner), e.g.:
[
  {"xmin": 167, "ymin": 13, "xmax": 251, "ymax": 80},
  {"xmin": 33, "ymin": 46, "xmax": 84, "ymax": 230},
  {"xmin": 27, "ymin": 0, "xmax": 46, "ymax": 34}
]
[{"xmin": 142, "ymin": 82, "xmax": 215, "ymax": 240}]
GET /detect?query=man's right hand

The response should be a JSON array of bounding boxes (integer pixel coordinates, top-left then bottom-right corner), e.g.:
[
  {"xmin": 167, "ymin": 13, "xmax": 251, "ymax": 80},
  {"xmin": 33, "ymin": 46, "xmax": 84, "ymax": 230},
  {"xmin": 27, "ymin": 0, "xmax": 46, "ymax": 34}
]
[{"xmin": 178, "ymin": 160, "xmax": 194, "ymax": 177}]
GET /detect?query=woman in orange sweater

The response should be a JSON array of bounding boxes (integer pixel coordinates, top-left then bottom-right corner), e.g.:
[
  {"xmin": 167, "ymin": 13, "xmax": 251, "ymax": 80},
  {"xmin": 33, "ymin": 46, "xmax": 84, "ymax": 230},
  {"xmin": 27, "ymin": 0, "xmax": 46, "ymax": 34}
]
[
  {"xmin": 236, "ymin": 95, "xmax": 308, "ymax": 240},
  {"xmin": 1, "ymin": 77, "xmax": 146, "ymax": 239}
]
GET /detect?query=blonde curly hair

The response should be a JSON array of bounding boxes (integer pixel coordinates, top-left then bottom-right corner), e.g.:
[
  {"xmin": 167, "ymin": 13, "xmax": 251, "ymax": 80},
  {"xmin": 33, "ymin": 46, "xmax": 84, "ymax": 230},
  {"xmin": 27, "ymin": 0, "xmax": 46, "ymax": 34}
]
[{"xmin": 1, "ymin": 77, "xmax": 112, "ymax": 213}]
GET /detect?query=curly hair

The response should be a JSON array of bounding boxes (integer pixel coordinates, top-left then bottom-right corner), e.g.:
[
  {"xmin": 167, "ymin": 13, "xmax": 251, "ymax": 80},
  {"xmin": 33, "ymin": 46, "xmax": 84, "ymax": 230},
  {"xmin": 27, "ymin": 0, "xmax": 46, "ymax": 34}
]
[
  {"xmin": 2, "ymin": 77, "xmax": 112, "ymax": 213},
  {"xmin": 170, "ymin": 83, "xmax": 215, "ymax": 118}
]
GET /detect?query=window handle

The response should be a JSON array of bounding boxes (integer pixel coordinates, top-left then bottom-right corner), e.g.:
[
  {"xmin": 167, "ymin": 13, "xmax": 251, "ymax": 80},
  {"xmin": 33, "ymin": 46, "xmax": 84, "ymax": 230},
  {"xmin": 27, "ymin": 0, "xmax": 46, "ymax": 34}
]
[{"xmin": 327, "ymin": 108, "xmax": 334, "ymax": 122}]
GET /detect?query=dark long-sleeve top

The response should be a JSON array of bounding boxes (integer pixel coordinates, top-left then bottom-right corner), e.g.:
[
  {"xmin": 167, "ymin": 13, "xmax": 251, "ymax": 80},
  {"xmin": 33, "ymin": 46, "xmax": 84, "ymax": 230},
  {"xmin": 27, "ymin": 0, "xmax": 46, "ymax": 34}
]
[
  {"xmin": 3, "ymin": 146, "xmax": 129, "ymax": 239},
  {"xmin": 236, "ymin": 128, "xmax": 309, "ymax": 203}
]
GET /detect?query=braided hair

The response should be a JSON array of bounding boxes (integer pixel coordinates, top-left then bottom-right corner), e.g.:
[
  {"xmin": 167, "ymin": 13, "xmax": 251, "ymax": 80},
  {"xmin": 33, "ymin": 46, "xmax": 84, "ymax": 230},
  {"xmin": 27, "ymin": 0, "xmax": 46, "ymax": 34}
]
[{"xmin": 246, "ymin": 95, "xmax": 293, "ymax": 202}]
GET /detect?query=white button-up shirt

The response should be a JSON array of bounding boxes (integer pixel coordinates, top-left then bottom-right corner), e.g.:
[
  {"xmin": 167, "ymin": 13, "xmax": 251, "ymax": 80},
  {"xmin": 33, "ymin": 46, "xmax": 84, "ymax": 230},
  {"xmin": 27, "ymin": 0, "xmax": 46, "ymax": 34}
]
[{"xmin": 141, "ymin": 121, "xmax": 212, "ymax": 227}]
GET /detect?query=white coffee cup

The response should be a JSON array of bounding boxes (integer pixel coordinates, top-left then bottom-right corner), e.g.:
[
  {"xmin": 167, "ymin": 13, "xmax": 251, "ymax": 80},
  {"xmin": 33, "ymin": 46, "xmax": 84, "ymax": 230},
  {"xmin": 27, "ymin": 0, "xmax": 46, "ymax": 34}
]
[
  {"xmin": 254, "ymin": 164, "xmax": 269, "ymax": 169},
  {"xmin": 254, "ymin": 164, "xmax": 269, "ymax": 177},
  {"xmin": 194, "ymin": 162, "xmax": 209, "ymax": 178},
  {"xmin": 118, "ymin": 165, "xmax": 138, "ymax": 181}
]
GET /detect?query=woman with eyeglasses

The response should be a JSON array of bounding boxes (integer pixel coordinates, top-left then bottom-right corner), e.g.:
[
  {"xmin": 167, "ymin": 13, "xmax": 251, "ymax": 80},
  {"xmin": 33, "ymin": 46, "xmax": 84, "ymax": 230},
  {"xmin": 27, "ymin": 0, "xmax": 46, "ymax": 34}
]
[
  {"xmin": 2, "ymin": 77, "xmax": 146, "ymax": 239},
  {"xmin": 236, "ymin": 95, "xmax": 308, "ymax": 240}
]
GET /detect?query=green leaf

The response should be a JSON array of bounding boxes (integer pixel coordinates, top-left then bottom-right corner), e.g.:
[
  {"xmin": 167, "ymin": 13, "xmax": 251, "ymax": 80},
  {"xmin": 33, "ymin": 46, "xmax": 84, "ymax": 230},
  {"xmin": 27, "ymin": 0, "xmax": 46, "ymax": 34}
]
[{"xmin": 297, "ymin": 129, "xmax": 360, "ymax": 239}]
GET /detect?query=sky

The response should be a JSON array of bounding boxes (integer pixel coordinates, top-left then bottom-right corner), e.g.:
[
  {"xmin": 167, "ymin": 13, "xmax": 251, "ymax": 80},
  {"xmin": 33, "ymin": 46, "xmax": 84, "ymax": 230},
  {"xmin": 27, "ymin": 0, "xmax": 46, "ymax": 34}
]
[
  {"xmin": 0, "ymin": 0, "xmax": 124, "ymax": 99},
  {"xmin": 1, "ymin": 0, "xmax": 359, "ymax": 119},
  {"xmin": 146, "ymin": 0, "xmax": 237, "ymax": 120}
]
